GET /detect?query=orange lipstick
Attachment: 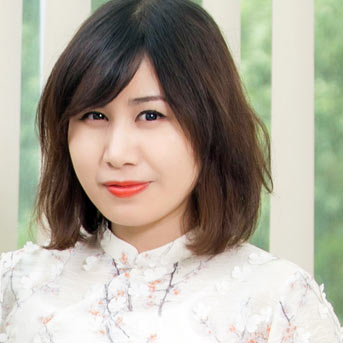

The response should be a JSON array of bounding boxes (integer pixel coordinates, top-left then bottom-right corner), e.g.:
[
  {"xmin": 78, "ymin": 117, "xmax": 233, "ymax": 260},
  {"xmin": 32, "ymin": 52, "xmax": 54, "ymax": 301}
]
[{"xmin": 105, "ymin": 181, "xmax": 150, "ymax": 198}]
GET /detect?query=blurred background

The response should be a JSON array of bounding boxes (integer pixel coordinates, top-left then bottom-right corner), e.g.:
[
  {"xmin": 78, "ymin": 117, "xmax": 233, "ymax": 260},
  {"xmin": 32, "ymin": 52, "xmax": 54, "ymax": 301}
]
[{"xmin": 10, "ymin": 0, "xmax": 343, "ymax": 322}]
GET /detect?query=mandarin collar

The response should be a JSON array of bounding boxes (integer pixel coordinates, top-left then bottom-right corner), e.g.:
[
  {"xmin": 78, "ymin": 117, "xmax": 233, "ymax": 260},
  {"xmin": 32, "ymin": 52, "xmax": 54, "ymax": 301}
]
[{"xmin": 99, "ymin": 228, "xmax": 194, "ymax": 269}]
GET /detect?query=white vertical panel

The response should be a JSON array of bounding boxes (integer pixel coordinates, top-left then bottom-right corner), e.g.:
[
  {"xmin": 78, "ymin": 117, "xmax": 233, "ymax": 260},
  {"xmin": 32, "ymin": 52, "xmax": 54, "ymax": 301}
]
[
  {"xmin": 202, "ymin": 0, "xmax": 241, "ymax": 67},
  {"xmin": 41, "ymin": 0, "xmax": 91, "ymax": 86},
  {"xmin": 270, "ymin": 0, "xmax": 314, "ymax": 273},
  {"xmin": 37, "ymin": 0, "xmax": 91, "ymax": 244},
  {"xmin": 0, "ymin": 0, "xmax": 23, "ymax": 253}
]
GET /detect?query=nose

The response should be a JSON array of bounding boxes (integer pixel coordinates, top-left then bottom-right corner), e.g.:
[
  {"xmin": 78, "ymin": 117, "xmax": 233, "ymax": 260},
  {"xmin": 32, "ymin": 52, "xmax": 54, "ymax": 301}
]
[{"xmin": 102, "ymin": 124, "xmax": 138, "ymax": 168}]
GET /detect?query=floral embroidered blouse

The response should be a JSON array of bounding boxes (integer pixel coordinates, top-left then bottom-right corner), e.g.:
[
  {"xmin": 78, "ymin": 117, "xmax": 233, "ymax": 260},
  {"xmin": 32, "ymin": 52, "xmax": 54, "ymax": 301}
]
[{"xmin": 0, "ymin": 229, "xmax": 342, "ymax": 343}]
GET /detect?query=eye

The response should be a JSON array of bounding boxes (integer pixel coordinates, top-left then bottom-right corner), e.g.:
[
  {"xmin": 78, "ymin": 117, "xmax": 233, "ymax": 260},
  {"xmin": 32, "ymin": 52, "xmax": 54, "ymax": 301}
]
[
  {"xmin": 80, "ymin": 111, "xmax": 108, "ymax": 121},
  {"xmin": 137, "ymin": 110, "xmax": 165, "ymax": 121}
]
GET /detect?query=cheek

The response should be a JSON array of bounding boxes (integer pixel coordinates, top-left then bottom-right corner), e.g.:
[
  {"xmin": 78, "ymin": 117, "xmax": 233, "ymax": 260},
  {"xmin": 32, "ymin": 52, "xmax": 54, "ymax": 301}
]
[
  {"xmin": 148, "ymin": 129, "xmax": 198, "ymax": 188},
  {"xmin": 68, "ymin": 130, "xmax": 100, "ymax": 180}
]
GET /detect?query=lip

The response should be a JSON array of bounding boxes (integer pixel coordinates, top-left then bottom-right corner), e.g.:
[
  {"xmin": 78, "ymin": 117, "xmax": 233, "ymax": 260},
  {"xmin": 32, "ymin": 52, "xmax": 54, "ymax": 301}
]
[{"xmin": 104, "ymin": 181, "xmax": 150, "ymax": 198}]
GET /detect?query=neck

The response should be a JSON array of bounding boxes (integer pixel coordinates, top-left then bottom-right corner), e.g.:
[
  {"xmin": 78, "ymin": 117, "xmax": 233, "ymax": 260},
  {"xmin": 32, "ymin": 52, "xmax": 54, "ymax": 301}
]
[{"xmin": 111, "ymin": 205, "xmax": 187, "ymax": 253}]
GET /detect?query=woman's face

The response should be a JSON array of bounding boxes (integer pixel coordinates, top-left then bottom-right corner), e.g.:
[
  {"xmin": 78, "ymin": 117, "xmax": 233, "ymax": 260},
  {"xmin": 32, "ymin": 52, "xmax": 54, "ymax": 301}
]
[{"xmin": 68, "ymin": 58, "xmax": 199, "ymax": 236}]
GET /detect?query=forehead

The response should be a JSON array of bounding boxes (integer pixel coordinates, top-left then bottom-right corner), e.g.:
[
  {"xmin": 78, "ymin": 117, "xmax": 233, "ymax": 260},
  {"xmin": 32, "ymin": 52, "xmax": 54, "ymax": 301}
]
[
  {"xmin": 96, "ymin": 57, "xmax": 170, "ymax": 114},
  {"xmin": 119, "ymin": 57, "xmax": 164, "ymax": 98}
]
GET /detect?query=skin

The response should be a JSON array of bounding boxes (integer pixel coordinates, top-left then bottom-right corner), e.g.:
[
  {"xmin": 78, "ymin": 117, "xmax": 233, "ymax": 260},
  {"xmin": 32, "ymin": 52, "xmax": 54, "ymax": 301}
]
[{"xmin": 68, "ymin": 57, "xmax": 199, "ymax": 253}]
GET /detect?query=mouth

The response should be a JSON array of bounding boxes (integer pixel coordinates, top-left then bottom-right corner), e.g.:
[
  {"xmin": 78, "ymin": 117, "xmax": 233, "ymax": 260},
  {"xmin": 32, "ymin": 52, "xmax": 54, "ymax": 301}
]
[{"xmin": 104, "ymin": 181, "xmax": 151, "ymax": 198}]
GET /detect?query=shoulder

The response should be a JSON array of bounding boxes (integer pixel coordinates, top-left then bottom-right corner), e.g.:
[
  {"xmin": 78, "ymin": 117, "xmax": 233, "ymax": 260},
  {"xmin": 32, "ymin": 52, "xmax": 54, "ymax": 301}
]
[
  {"xmin": 0, "ymin": 239, "xmax": 102, "ymax": 278},
  {"xmin": 212, "ymin": 242, "xmax": 310, "ymax": 285},
  {"xmin": 0, "ymin": 241, "xmax": 71, "ymax": 273},
  {"xmin": 0, "ymin": 242, "xmax": 45, "ymax": 286},
  {"xmin": 211, "ymin": 243, "xmax": 342, "ymax": 339},
  {"xmin": 0, "ymin": 243, "xmax": 50, "ymax": 326},
  {"xmin": 210, "ymin": 242, "xmax": 338, "ymax": 313},
  {"xmin": 0, "ymin": 241, "xmax": 86, "ymax": 301},
  {"xmin": 0, "ymin": 243, "xmax": 61, "ymax": 293},
  {"xmin": 0, "ymin": 240, "xmax": 101, "ymax": 315}
]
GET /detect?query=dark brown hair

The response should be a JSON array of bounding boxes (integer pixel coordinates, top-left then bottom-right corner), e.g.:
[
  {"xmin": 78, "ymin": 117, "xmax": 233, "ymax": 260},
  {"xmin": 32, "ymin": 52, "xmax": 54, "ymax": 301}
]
[{"xmin": 35, "ymin": 0, "xmax": 272, "ymax": 255}]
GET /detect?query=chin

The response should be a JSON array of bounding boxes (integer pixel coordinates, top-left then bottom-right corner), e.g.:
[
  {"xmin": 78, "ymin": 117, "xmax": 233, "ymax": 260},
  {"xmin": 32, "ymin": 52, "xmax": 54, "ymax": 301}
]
[{"xmin": 103, "ymin": 213, "xmax": 158, "ymax": 228}]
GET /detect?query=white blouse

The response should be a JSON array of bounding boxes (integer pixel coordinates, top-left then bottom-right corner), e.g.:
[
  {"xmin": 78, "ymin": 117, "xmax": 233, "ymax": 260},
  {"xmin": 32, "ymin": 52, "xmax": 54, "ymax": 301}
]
[{"xmin": 0, "ymin": 228, "xmax": 342, "ymax": 343}]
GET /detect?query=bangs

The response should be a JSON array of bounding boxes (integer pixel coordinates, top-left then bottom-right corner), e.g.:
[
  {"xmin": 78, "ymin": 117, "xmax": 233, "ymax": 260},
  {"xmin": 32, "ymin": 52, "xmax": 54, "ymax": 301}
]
[
  {"xmin": 61, "ymin": 48, "xmax": 146, "ymax": 126},
  {"xmin": 57, "ymin": 2, "xmax": 148, "ymax": 124},
  {"xmin": 65, "ymin": 48, "xmax": 145, "ymax": 119}
]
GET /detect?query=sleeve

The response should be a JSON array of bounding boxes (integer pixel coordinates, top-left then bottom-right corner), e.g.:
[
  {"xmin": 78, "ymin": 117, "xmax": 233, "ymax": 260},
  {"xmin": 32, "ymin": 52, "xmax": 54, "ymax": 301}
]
[{"xmin": 268, "ymin": 268, "xmax": 342, "ymax": 343}]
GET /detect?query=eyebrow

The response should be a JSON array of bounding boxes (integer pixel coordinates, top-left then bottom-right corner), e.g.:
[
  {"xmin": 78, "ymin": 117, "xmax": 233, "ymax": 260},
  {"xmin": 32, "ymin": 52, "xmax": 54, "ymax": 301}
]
[{"xmin": 128, "ymin": 95, "xmax": 166, "ymax": 105}]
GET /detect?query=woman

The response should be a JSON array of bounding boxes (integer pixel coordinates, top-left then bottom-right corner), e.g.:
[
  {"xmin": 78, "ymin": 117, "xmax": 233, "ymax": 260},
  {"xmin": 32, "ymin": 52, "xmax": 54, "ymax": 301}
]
[{"xmin": 0, "ymin": 0, "xmax": 341, "ymax": 342}]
